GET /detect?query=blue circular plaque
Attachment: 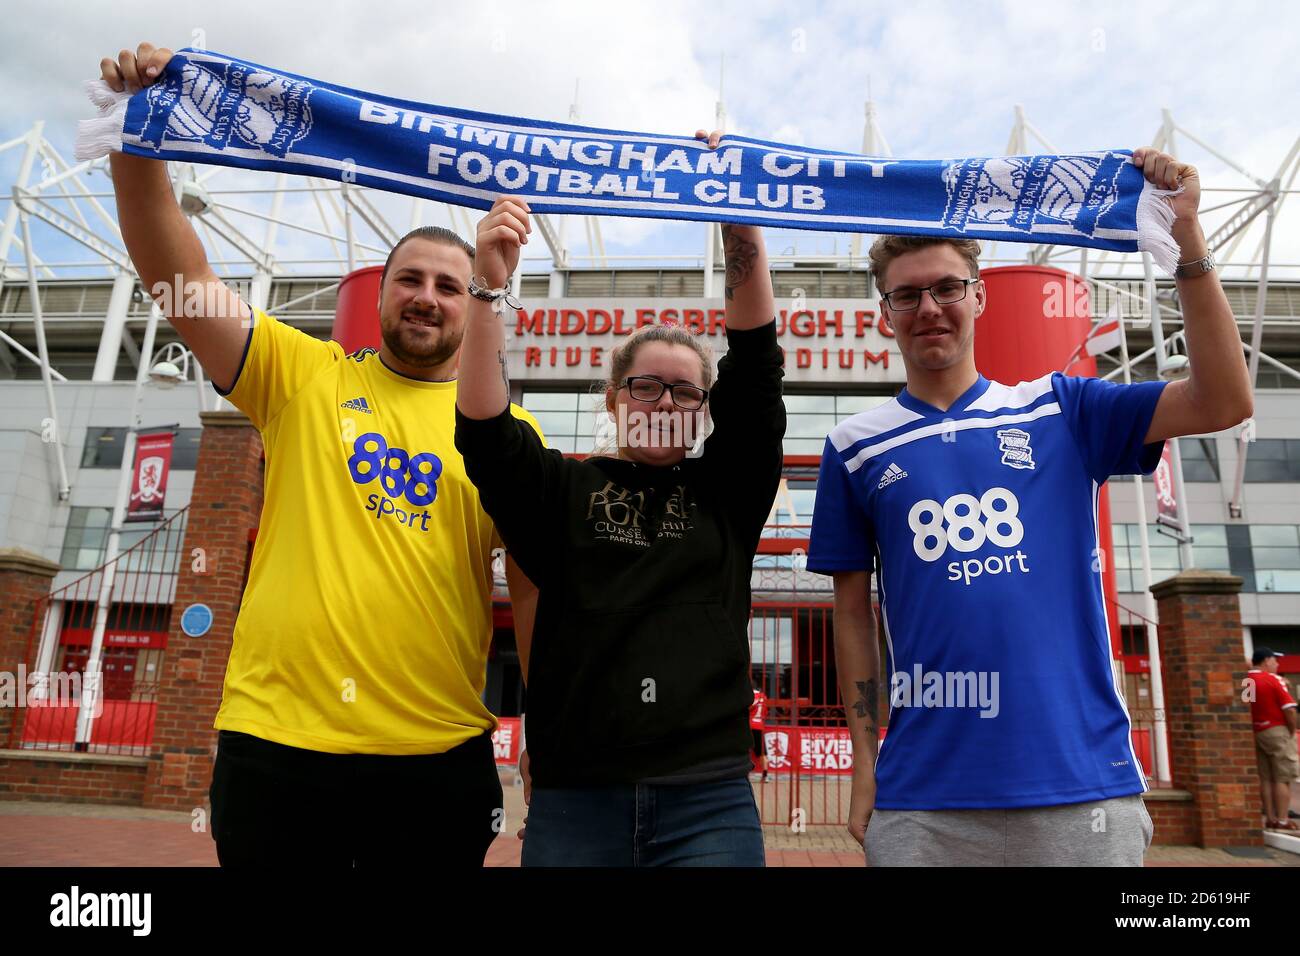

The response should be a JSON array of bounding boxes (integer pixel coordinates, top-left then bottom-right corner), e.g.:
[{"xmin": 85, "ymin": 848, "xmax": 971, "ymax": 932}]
[{"xmin": 181, "ymin": 603, "xmax": 214, "ymax": 638}]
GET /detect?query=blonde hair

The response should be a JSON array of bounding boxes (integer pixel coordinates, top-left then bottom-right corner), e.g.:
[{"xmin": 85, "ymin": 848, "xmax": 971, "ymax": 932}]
[
  {"xmin": 608, "ymin": 323, "xmax": 715, "ymax": 391},
  {"xmin": 588, "ymin": 324, "xmax": 715, "ymax": 456}
]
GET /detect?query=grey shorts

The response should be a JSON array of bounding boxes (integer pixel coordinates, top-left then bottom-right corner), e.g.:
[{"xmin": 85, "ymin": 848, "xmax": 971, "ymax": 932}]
[{"xmin": 865, "ymin": 795, "xmax": 1153, "ymax": 866}]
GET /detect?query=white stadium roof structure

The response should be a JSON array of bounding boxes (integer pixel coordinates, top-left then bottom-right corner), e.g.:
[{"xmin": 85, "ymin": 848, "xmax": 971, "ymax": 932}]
[{"xmin": 1, "ymin": 100, "xmax": 1298, "ymax": 390}]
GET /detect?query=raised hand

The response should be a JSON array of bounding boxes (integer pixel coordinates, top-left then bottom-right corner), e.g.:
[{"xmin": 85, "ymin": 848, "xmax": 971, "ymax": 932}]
[
  {"xmin": 694, "ymin": 128, "xmax": 723, "ymax": 150},
  {"xmin": 1131, "ymin": 147, "xmax": 1200, "ymax": 224},
  {"xmin": 100, "ymin": 42, "xmax": 174, "ymax": 95},
  {"xmin": 474, "ymin": 196, "xmax": 531, "ymax": 289}
]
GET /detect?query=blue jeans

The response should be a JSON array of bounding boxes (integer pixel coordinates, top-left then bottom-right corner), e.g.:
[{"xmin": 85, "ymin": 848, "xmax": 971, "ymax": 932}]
[{"xmin": 521, "ymin": 776, "xmax": 766, "ymax": 867}]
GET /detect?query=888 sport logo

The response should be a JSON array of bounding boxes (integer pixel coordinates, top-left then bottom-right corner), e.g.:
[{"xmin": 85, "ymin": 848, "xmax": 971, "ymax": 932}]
[
  {"xmin": 348, "ymin": 432, "xmax": 443, "ymax": 531},
  {"xmin": 907, "ymin": 488, "xmax": 1032, "ymax": 587}
]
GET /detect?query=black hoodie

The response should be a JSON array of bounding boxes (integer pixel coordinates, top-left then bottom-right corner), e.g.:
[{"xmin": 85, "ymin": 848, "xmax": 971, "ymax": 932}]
[{"xmin": 454, "ymin": 322, "xmax": 785, "ymax": 787}]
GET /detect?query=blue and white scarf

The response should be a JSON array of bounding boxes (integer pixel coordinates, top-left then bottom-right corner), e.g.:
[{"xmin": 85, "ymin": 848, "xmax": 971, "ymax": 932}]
[{"xmin": 78, "ymin": 48, "xmax": 1180, "ymax": 272}]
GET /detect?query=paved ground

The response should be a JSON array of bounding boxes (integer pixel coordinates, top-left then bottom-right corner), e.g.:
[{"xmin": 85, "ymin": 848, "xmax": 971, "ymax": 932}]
[{"xmin": 3, "ymin": 778, "xmax": 1298, "ymax": 867}]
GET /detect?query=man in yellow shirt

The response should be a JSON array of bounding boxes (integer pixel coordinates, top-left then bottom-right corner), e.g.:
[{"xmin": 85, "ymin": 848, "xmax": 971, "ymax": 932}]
[{"xmin": 102, "ymin": 42, "xmax": 539, "ymax": 867}]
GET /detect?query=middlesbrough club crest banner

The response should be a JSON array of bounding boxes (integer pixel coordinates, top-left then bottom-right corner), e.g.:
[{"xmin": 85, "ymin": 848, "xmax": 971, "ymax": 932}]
[
  {"xmin": 126, "ymin": 431, "xmax": 174, "ymax": 523},
  {"xmin": 79, "ymin": 48, "xmax": 1181, "ymax": 272},
  {"xmin": 1153, "ymin": 442, "xmax": 1180, "ymax": 528}
]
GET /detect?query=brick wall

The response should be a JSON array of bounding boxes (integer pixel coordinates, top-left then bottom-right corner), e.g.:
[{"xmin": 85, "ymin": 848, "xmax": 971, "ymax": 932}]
[
  {"xmin": 0, "ymin": 549, "xmax": 60, "ymax": 746},
  {"xmin": 1145, "ymin": 792, "xmax": 1199, "ymax": 846},
  {"xmin": 1152, "ymin": 569, "xmax": 1262, "ymax": 848},
  {"xmin": 0, "ymin": 753, "xmax": 147, "ymax": 805},
  {"xmin": 141, "ymin": 410, "xmax": 263, "ymax": 812}
]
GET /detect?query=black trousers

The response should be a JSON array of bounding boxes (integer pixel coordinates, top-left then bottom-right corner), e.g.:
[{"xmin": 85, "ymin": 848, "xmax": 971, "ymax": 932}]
[{"xmin": 209, "ymin": 729, "xmax": 503, "ymax": 868}]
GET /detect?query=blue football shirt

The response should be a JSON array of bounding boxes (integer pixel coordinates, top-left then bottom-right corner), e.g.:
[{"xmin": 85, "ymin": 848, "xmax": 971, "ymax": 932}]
[{"xmin": 807, "ymin": 371, "xmax": 1167, "ymax": 810}]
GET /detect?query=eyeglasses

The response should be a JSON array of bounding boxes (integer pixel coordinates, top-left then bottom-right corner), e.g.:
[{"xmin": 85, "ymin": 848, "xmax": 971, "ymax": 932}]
[
  {"xmin": 881, "ymin": 278, "xmax": 979, "ymax": 312},
  {"xmin": 620, "ymin": 376, "xmax": 710, "ymax": 410}
]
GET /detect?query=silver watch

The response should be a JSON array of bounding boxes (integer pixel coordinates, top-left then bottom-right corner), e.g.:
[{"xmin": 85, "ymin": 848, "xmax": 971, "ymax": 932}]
[{"xmin": 1174, "ymin": 254, "xmax": 1215, "ymax": 280}]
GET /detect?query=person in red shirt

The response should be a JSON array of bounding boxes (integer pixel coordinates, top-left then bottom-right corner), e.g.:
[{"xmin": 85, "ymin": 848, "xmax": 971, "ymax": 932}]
[
  {"xmin": 750, "ymin": 684, "xmax": 769, "ymax": 783},
  {"xmin": 1247, "ymin": 648, "xmax": 1299, "ymax": 831}
]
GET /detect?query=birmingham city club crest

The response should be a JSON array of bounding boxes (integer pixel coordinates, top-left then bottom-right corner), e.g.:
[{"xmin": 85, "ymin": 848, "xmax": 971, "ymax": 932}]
[
  {"xmin": 129, "ymin": 54, "xmax": 315, "ymax": 159},
  {"xmin": 996, "ymin": 428, "xmax": 1035, "ymax": 470},
  {"xmin": 941, "ymin": 152, "xmax": 1127, "ymax": 238}
]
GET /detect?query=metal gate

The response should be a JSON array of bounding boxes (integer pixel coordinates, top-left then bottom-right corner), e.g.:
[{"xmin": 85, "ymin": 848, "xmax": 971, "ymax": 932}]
[
  {"xmin": 749, "ymin": 602, "xmax": 854, "ymax": 827},
  {"xmin": 747, "ymin": 597, "xmax": 1175, "ymax": 829},
  {"xmin": 5, "ymin": 509, "xmax": 188, "ymax": 755}
]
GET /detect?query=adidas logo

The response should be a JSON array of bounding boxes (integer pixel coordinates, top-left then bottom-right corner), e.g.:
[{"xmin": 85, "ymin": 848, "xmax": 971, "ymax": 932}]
[
  {"xmin": 877, "ymin": 462, "xmax": 908, "ymax": 489},
  {"xmin": 340, "ymin": 396, "xmax": 374, "ymax": 414}
]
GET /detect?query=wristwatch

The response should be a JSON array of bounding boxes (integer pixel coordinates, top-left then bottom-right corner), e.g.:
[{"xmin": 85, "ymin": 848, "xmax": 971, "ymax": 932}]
[
  {"xmin": 468, "ymin": 276, "xmax": 522, "ymax": 311},
  {"xmin": 1174, "ymin": 254, "xmax": 1215, "ymax": 280}
]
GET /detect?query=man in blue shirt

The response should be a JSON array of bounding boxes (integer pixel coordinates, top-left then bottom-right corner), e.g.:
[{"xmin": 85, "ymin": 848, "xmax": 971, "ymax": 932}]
[{"xmin": 808, "ymin": 149, "xmax": 1254, "ymax": 865}]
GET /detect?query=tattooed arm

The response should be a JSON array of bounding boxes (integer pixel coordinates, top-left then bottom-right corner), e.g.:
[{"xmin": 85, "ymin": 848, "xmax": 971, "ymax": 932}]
[
  {"xmin": 832, "ymin": 570, "xmax": 881, "ymax": 848},
  {"xmin": 694, "ymin": 129, "xmax": 775, "ymax": 331},
  {"xmin": 720, "ymin": 223, "xmax": 775, "ymax": 331}
]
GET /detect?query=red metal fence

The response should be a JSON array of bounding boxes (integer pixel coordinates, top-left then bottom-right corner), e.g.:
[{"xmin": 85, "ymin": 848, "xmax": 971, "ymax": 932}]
[
  {"xmin": 5, "ymin": 509, "xmax": 188, "ymax": 756},
  {"xmin": 748, "ymin": 597, "xmax": 1174, "ymax": 828},
  {"xmin": 750, "ymin": 602, "xmax": 856, "ymax": 827},
  {"xmin": 1109, "ymin": 597, "xmax": 1173, "ymax": 786}
]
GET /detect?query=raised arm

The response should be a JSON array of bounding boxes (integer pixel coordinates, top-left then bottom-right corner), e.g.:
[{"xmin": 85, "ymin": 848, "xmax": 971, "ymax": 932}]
[
  {"xmin": 721, "ymin": 223, "xmax": 775, "ymax": 330},
  {"xmin": 694, "ymin": 129, "xmax": 776, "ymax": 332},
  {"xmin": 694, "ymin": 130, "xmax": 784, "ymax": 514},
  {"xmin": 101, "ymin": 43, "xmax": 251, "ymax": 392},
  {"xmin": 1133, "ymin": 148, "xmax": 1254, "ymax": 443},
  {"xmin": 832, "ymin": 571, "xmax": 880, "ymax": 848},
  {"xmin": 454, "ymin": 197, "xmax": 565, "ymax": 588},
  {"xmin": 456, "ymin": 196, "xmax": 530, "ymax": 420}
]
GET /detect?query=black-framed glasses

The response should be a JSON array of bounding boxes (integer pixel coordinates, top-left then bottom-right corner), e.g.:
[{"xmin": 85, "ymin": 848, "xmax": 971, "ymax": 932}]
[
  {"xmin": 881, "ymin": 278, "xmax": 979, "ymax": 312},
  {"xmin": 620, "ymin": 376, "xmax": 710, "ymax": 410}
]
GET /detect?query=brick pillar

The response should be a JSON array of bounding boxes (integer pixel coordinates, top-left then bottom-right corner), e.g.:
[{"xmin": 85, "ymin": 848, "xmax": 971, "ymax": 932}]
[
  {"xmin": 141, "ymin": 410, "xmax": 263, "ymax": 811},
  {"xmin": 0, "ymin": 549, "xmax": 60, "ymax": 745},
  {"xmin": 1151, "ymin": 569, "xmax": 1262, "ymax": 848}
]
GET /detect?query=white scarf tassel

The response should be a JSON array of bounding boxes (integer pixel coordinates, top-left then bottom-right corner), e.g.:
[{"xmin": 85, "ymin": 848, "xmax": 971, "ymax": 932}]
[
  {"xmin": 75, "ymin": 80, "xmax": 130, "ymax": 163},
  {"xmin": 1135, "ymin": 179, "xmax": 1183, "ymax": 276}
]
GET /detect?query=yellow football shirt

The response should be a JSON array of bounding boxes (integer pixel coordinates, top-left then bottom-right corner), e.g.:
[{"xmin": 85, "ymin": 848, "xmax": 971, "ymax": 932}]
[{"xmin": 213, "ymin": 308, "xmax": 541, "ymax": 754}]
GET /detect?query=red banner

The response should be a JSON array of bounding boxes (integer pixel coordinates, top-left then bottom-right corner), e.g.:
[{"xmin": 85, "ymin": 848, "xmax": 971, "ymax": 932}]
[
  {"xmin": 1153, "ymin": 443, "xmax": 1178, "ymax": 525},
  {"xmin": 760, "ymin": 726, "xmax": 856, "ymax": 775},
  {"xmin": 21, "ymin": 701, "xmax": 157, "ymax": 749},
  {"xmin": 59, "ymin": 627, "xmax": 169, "ymax": 649},
  {"xmin": 126, "ymin": 431, "xmax": 174, "ymax": 523},
  {"xmin": 492, "ymin": 717, "xmax": 523, "ymax": 764}
]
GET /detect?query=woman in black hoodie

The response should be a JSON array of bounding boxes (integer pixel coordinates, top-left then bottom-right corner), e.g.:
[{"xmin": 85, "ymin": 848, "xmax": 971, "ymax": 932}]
[{"xmin": 455, "ymin": 133, "xmax": 785, "ymax": 866}]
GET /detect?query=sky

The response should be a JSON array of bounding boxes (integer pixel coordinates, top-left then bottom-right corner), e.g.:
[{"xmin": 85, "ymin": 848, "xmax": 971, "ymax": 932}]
[{"xmin": 2, "ymin": 0, "xmax": 1297, "ymax": 279}]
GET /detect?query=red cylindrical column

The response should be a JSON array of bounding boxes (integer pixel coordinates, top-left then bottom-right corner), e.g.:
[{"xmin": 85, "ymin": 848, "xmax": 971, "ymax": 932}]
[
  {"xmin": 975, "ymin": 266, "xmax": 1123, "ymax": 655},
  {"xmin": 974, "ymin": 265, "xmax": 1094, "ymax": 381},
  {"xmin": 331, "ymin": 266, "xmax": 384, "ymax": 355}
]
